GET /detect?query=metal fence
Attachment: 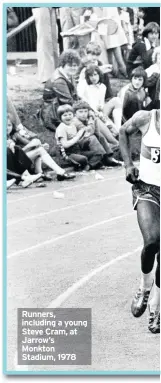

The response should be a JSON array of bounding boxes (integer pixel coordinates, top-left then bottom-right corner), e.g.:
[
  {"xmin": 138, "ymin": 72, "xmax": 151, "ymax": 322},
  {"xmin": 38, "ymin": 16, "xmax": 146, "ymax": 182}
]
[{"xmin": 13, "ymin": 7, "xmax": 37, "ymax": 52}]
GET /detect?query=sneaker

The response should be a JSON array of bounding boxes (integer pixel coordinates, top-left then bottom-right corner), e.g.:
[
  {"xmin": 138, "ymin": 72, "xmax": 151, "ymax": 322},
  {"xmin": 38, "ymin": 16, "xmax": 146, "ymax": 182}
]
[
  {"xmin": 148, "ymin": 307, "xmax": 160, "ymax": 334},
  {"xmin": 131, "ymin": 288, "xmax": 151, "ymax": 318},
  {"xmin": 105, "ymin": 157, "xmax": 123, "ymax": 167},
  {"xmin": 57, "ymin": 172, "xmax": 76, "ymax": 181},
  {"xmin": 7, "ymin": 178, "xmax": 16, "ymax": 189},
  {"xmin": 21, "ymin": 173, "xmax": 42, "ymax": 188}
]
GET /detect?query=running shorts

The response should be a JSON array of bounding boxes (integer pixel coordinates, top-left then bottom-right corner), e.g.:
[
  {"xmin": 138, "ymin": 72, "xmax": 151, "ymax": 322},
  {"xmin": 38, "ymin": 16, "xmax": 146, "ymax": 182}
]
[{"xmin": 132, "ymin": 180, "xmax": 160, "ymax": 210}]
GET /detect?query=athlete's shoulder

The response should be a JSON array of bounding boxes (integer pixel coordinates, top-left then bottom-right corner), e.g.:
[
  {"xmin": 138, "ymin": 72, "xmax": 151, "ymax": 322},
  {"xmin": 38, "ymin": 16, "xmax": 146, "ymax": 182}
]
[{"xmin": 132, "ymin": 110, "xmax": 151, "ymax": 129}]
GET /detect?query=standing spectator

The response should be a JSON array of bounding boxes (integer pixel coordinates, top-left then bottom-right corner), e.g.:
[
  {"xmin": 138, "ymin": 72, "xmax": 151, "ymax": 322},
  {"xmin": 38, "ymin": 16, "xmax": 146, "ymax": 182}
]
[
  {"xmin": 126, "ymin": 22, "xmax": 160, "ymax": 77},
  {"xmin": 32, "ymin": 7, "xmax": 59, "ymax": 83},
  {"xmin": 59, "ymin": 8, "xmax": 89, "ymax": 50},
  {"xmin": 118, "ymin": 7, "xmax": 134, "ymax": 62},
  {"xmin": 93, "ymin": 7, "xmax": 127, "ymax": 78}
]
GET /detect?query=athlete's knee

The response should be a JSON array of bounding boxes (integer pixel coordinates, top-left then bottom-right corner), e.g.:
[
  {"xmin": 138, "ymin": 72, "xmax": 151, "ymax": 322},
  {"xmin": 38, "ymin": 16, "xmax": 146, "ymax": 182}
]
[{"xmin": 143, "ymin": 240, "xmax": 160, "ymax": 257}]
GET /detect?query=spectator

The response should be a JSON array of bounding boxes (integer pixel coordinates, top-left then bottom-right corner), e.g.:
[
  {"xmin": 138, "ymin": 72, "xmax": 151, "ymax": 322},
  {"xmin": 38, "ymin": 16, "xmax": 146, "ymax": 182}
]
[
  {"xmin": 42, "ymin": 48, "xmax": 118, "ymax": 145},
  {"xmin": 7, "ymin": 116, "xmax": 42, "ymax": 188},
  {"xmin": 42, "ymin": 50, "xmax": 81, "ymax": 130},
  {"xmin": 32, "ymin": 7, "xmax": 59, "ymax": 83},
  {"xmin": 72, "ymin": 101, "xmax": 122, "ymax": 166},
  {"xmin": 78, "ymin": 64, "xmax": 122, "ymax": 134},
  {"xmin": 126, "ymin": 22, "xmax": 160, "ymax": 76},
  {"xmin": 146, "ymin": 46, "xmax": 160, "ymax": 77},
  {"xmin": 55, "ymin": 104, "xmax": 103, "ymax": 170},
  {"xmin": 7, "ymin": 95, "xmax": 36, "ymax": 139},
  {"xmin": 7, "ymin": 7, "xmax": 19, "ymax": 52},
  {"xmin": 92, "ymin": 7, "xmax": 127, "ymax": 78},
  {"xmin": 56, "ymin": 103, "xmax": 122, "ymax": 170},
  {"xmin": 118, "ymin": 7, "xmax": 134, "ymax": 61},
  {"xmin": 145, "ymin": 47, "xmax": 160, "ymax": 109},
  {"xmin": 59, "ymin": 8, "xmax": 89, "ymax": 50},
  {"xmin": 7, "ymin": 114, "xmax": 76, "ymax": 182},
  {"xmin": 118, "ymin": 66, "xmax": 147, "ymax": 122}
]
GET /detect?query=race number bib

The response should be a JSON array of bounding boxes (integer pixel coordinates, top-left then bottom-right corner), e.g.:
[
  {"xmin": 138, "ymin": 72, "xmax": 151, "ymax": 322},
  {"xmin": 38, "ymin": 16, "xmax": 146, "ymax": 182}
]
[{"xmin": 151, "ymin": 148, "xmax": 160, "ymax": 163}]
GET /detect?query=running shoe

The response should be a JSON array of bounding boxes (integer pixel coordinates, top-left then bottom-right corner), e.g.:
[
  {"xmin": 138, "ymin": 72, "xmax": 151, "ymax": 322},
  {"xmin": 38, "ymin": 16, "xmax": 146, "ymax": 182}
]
[
  {"xmin": 131, "ymin": 288, "xmax": 152, "ymax": 318},
  {"xmin": 148, "ymin": 306, "xmax": 160, "ymax": 334}
]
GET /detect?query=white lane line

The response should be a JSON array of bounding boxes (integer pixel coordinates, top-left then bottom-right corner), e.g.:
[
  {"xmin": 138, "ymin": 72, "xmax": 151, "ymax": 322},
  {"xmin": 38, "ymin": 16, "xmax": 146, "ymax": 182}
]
[
  {"xmin": 7, "ymin": 175, "xmax": 124, "ymax": 204},
  {"xmin": 8, "ymin": 212, "xmax": 134, "ymax": 259},
  {"xmin": 8, "ymin": 190, "xmax": 128, "ymax": 226},
  {"xmin": 13, "ymin": 245, "xmax": 141, "ymax": 372},
  {"xmin": 48, "ymin": 246, "xmax": 141, "ymax": 308}
]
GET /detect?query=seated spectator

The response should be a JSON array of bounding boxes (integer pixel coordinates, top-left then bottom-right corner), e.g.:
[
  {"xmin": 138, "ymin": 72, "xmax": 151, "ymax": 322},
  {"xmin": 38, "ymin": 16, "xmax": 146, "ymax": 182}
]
[
  {"xmin": 42, "ymin": 47, "xmax": 118, "ymax": 147},
  {"xmin": 7, "ymin": 114, "xmax": 76, "ymax": 181},
  {"xmin": 42, "ymin": 50, "xmax": 81, "ymax": 130},
  {"xmin": 78, "ymin": 64, "xmax": 121, "ymax": 135},
  {"xmin": 77, "ymin": 41, "xmax": 113, "ymax": 93},
  {"xmin": 145, "ymin": 47, "xmax": 160, "ymax": 110},
  {"xmin": 55, "ymin": 104, "xmax": 102, "ymax": 170},
  {"xmin": 146, "ymin": 46, "xmax": 160, "ymax": 77},
  {"xmin": 72, "ymin": 101, "xmax": 122, "ymax": 166},
  {"xmin": 55, "ymin": 104, "xmax": 122, "ymax": 170},
  {"xmin": 126, "ymin": 22, "xmax": 160, "ymax": 76},
  {"xmin": 118, "ymin": 66, "xmax": 147, "ymax": 121},
  {"xmin": 7, "ymin": 117, "xmax": 42, "ymax": 188}
]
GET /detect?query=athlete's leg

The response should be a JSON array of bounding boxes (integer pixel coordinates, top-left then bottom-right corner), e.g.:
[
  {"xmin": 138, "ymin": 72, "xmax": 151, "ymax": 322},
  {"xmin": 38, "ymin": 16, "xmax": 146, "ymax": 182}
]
[
  {"xmin": 131, "ymin": 199, "xmax": 160, "ymax": 318},
  {"xmin": 148, "ymin": 251, "xmax": 160, "ymax": 334},
  {"xmin": 137, "ymin": 200, "xmax": 160, "ymax": 288}
]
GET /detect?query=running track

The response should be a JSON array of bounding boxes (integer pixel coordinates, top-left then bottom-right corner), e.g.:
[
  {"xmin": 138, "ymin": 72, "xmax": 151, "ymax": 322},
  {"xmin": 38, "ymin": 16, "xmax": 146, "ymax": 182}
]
[{"xmin": 7, "ymin": 167, "xmax": 160, "ymax": 373}]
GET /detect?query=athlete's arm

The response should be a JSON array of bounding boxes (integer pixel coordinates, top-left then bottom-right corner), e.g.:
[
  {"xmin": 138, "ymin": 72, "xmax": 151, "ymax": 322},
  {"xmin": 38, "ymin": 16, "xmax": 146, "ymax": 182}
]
[{"xmin": 119, "ymin": 111, "xmax": 150, "ymax": 184}]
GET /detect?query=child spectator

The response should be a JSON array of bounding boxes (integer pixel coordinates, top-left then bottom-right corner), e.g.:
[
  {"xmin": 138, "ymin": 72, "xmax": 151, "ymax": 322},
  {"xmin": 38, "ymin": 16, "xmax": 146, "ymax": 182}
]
[
  {"xmin": 126, "ymin": 22, "xmax": 160, "ymax": 76},
  {"xmin": 78, "ymin": 64, "xmax": 122, "ymax": 134},
  {"xmin": 55, "ymin": 104, "xmax": 104, "ymax": 170},
  {"xmin": 73, "ymin": 101, "xmax": 122, "ymax": 166},
  {"xmin": 56, "ymin": 104, "xmax": 122, "ymax": 169},
  {"xmin": 118, "ymin": 66, "xmax": 147, "ymax": 121},
  {"xmin": 78, "ymin": 41, "xmax": 113, "ymax": 95},
  {"xmin": 72, "ymin": 101, "xmax": 122, "ymax": 167}
]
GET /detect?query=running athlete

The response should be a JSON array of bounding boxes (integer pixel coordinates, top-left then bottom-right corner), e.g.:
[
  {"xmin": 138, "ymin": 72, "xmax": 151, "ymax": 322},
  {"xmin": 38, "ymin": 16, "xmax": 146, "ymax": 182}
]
[{"xmin": 119, "ymin": 109, "xmax": 160, "ymax": 334}]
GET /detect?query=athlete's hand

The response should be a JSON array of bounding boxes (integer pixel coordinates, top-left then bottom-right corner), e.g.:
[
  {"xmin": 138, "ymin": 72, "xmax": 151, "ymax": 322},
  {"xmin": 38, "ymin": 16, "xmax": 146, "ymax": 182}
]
[{"xmin": 126, "ymin": 166, "xmax": 139, "ymax": 184}]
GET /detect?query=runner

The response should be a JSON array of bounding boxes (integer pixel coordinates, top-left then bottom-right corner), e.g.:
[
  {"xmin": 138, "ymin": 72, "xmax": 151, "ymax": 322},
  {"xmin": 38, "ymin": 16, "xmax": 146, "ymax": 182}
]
[{"xmin": 119, "ymin": 109, "xmax": 160, "ymax": 334}]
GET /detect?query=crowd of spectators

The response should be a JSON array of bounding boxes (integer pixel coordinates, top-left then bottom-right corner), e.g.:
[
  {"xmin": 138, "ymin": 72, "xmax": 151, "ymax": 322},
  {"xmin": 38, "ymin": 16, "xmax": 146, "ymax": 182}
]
[{"xmin": 7, "ymin": 7, "xmax": 160, "ymax": 190}]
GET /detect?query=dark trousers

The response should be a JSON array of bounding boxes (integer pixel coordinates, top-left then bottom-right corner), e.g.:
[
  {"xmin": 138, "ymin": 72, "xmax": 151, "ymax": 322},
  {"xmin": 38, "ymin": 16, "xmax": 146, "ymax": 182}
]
[
  {"xmin": 7, "ymin": 146, "xmax": 34, "ymax": 176},
  {"xmin": 67, "ymin": 135, "xmax": 106, "ymax": 169}
]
